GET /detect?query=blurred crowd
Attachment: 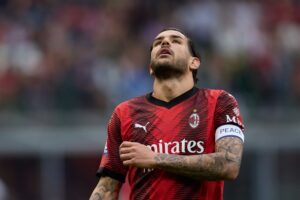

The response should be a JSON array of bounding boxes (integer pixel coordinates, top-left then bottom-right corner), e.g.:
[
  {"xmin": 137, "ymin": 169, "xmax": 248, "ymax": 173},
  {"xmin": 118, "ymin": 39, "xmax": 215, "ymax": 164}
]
[{"xmin": 0, "ymin": 0, "xmax": 300, "ymax": 114}]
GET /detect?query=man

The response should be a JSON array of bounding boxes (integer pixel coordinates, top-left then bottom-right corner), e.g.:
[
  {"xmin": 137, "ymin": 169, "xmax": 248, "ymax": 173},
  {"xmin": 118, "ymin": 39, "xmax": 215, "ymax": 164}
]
[{"xmin": 90, "ymin": 28, "xmax": 245, "ymax": 200}]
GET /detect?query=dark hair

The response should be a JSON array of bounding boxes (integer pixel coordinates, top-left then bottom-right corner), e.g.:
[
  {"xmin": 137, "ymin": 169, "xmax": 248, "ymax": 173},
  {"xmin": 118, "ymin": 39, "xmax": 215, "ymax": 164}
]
[{"xmin": 150, "ymin": 27, "xmax": 201, "ymax": 84}]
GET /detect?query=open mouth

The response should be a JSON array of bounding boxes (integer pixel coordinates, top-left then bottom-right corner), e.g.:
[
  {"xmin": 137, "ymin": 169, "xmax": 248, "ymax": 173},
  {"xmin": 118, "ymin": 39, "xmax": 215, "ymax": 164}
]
[{"xmin": 157, "ymin": 48, "xmax": 172, "ymax": 57}]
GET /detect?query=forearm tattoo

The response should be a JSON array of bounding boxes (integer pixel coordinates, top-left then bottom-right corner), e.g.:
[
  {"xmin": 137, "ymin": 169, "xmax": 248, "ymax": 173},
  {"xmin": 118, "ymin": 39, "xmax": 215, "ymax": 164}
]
[
  {"xmin": 90, "ymin": 193, "xmax": 102, "ymax": 200},
  {"xmin": 216, "ymin": 137, "xmax": 243, "ymax": 164},
  {"xmin": 90, "ymin": 177, "xmax": 121, "ymax": 200},
  {"xmin": 154, "ymin": 137, "xmax": 243, "ymax": 180}
]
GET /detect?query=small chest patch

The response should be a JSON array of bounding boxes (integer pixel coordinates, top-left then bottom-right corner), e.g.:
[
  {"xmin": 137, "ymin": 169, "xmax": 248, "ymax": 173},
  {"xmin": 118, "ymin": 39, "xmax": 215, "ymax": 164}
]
[{"xmin": 189, "ymin": 111, "xmax": 200, "ymax": 128}]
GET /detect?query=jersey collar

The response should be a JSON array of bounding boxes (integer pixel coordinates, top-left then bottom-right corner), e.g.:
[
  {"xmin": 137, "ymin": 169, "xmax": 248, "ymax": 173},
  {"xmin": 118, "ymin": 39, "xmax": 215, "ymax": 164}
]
[{"xmin": 146, "ymin": 87, "xmax": 198, "ymax": 109}]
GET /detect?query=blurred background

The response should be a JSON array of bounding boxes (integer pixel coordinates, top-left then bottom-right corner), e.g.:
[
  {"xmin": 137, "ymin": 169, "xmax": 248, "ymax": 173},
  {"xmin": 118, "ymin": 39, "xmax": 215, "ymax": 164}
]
[{"xmin": 0, "ymin": 0, "xmax": 300, "ymax": 199}]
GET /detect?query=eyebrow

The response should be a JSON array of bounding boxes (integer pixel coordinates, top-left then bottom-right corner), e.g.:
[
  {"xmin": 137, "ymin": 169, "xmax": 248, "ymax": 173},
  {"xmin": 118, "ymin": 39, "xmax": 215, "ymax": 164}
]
[{"xmin": 153, "ymin": 34, "xmax": 184, "ymax": 43}]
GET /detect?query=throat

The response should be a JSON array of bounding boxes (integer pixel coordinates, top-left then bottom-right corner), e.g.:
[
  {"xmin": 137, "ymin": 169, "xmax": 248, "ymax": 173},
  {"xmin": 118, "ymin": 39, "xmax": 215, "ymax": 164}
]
[
  {"xmin": 152, "ymin": 79, "xmax": 194, "ymax": 102},
  {"xmin": 152, "ymin": 87, "xmax": 174, "ymax": 102}
]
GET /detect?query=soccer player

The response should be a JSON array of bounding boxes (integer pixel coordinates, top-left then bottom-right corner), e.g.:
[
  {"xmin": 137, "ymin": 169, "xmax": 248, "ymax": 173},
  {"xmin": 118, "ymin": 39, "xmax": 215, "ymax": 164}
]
[{"xmin": 90, "ymin": 28, "xmax": 245, "ymax": 200}]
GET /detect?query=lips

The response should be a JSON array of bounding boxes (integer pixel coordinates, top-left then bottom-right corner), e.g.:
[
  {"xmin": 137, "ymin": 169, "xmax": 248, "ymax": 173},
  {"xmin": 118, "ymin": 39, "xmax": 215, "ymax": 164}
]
[{"xmin": 157, "ymin": 48, "xmax": 173, "ymax": 57}]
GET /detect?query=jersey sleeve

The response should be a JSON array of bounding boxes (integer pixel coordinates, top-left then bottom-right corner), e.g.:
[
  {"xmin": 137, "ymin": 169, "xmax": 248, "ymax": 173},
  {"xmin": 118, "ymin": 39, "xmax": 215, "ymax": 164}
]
[
  {"xmin": 214, "ymin": 91, "xmax": 245, "ymax": 142},
  {"xmin": 96, "ymin": 108, "xmax": 127, "ymax": 183}
]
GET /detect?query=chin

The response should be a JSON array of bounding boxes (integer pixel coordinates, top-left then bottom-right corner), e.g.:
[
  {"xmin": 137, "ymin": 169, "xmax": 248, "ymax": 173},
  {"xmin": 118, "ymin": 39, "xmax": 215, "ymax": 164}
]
[
  {"xmin": 151, "ymin": 63, "xmax": 184, "ymax": 80},
  {"xmin": 152, "ymin": 62, "xmax": 173, "ymax": 72},
  {"xmin": 155, "ymin": 58, "xmax": 173, "ymax": 67}
]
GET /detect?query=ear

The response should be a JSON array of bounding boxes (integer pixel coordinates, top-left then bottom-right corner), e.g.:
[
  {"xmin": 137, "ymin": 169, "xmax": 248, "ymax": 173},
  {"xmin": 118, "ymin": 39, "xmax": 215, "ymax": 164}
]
[
  {"xmin": 149, "ymin": 64, "xmax": 153, "ymax": 75},
  {"xmin": 189, "ymin": 57, "xmax": 200, "ymax": 70}
]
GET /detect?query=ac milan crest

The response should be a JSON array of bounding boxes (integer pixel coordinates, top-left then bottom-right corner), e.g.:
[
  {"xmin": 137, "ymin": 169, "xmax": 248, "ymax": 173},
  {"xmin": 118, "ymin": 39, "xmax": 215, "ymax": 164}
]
[{"xmin": 189, "ymin": 111, "xmax": 200, "ymax": 128}]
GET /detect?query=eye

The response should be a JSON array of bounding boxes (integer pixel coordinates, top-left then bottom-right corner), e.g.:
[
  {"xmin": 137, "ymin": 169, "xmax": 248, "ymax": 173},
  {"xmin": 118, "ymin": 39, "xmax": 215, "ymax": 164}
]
[
  {"xmin": 153, "ymin": 40, "xmax": 161, "ymax": 47},
  {"xmin": 172, "ymin": 39, "xmax": 181, "ymax": 44}
]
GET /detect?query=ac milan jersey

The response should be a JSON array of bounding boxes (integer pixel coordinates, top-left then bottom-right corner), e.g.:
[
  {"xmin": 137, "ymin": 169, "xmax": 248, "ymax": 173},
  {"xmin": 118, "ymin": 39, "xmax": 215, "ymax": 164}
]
[{"xmin": 97, "ymin": 87, "xmax": 245, "ymax": 200}]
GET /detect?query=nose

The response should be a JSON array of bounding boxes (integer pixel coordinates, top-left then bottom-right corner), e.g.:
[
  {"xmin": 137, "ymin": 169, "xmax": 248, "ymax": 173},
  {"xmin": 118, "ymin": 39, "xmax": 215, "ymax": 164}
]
[{"xmin": 161, "ymin": 39, "xmax": 170, "ymax": 47}]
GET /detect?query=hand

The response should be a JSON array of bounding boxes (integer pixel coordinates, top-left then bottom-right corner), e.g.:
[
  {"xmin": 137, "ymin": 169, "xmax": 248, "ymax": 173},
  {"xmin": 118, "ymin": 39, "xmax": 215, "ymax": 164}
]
[{"xmin": 119, "ymin": 141, "xmax": 157, "ymax": 168}]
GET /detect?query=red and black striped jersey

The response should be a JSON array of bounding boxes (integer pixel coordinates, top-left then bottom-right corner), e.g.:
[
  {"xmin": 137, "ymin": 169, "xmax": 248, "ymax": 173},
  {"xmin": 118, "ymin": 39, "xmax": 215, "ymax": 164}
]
[{"xmin": 97, "ymin": 87, "xmax": 245, "ymax": 200}]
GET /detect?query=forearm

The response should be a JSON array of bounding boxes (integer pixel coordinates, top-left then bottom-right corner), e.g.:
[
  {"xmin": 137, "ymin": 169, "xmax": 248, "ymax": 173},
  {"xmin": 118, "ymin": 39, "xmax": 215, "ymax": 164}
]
[
  {"xmin": 119, "ymin": 137, "xmax": 243, "ymax": 180},
  {"xmin": 90, "ymin": 176, "xmax": 122, "ymax": 200},
  {"xmin": 154, "ymin": 137, "xmax": 243, "ymax": 180},
  {"xmin": 154, "ymin": 152, "xmax": 236, "ymax": 180}
]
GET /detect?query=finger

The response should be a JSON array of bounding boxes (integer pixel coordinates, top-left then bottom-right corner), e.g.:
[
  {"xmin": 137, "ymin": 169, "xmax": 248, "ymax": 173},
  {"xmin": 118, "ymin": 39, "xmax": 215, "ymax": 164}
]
[
  {"xmin": 119, "ymin": 147, "xmax": 132, "ymax": 154},
  {"xmin": 119, "ymin": 153, "xmax": 133, "ymax": 161},
  {"xmin": 120, "ymin": 141, "xmax": 137, "ymax": 148},
  {"xmin": 122, "ymin": 159, "xmax": 133, "ymax": 166},
  {"xmin": 120, "ymin": 141, "xmax": 132, "ymax": 147}
]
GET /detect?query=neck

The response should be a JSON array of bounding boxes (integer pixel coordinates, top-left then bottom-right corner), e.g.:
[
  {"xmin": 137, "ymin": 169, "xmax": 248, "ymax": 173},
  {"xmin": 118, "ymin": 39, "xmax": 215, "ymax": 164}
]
[{"xmin": 152, "ymin": 75, "xmax": 195, "ymax": 102}]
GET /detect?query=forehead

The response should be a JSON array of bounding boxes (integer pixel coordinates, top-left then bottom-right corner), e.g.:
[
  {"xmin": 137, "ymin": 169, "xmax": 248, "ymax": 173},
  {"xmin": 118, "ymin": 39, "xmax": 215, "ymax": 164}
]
[{"xmin": 154, "ymin": 30, "xmax": 187, "ymax": 41}]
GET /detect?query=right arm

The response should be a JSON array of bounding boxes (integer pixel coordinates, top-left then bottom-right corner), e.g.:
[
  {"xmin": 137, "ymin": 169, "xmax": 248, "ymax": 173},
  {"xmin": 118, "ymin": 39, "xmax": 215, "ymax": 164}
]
[
  {"xmin": 90, "ymin": 176, "xmax": 122, "ymax": 200},
  {"xmin": 91, "ymin": 107, "xmax": 126, "ymax": 200}
]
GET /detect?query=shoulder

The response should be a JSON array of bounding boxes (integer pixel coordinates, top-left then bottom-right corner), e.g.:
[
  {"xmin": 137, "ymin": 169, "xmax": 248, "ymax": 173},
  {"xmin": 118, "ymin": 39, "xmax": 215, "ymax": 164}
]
[
  {"xmin": 216, "ymin": 90, "xmax": 238, "ymax": 104},
  {"xmin": 197, "ymin": 88, "xmax": 239, "ymax": 109},
  {"xmin": 113, "ymin": 95, "xmax": 148, "ymax": 114},
  {"xmin": 198, "ymin": 88, "xmax": 232, "ymax": 100}
]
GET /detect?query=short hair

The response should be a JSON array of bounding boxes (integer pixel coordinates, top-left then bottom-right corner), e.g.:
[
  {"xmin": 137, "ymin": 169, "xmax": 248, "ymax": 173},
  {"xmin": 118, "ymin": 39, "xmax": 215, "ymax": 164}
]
[{"xmin": 150, "ymin": 27, "xmax": 201, "ymax": 84}]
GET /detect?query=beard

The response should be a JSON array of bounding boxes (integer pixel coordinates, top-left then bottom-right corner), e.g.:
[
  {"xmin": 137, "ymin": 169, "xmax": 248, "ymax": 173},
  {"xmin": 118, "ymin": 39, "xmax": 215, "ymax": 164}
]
[{"xmin": 150, "ymin": 58, "xmax": 188, "ymax": 80}]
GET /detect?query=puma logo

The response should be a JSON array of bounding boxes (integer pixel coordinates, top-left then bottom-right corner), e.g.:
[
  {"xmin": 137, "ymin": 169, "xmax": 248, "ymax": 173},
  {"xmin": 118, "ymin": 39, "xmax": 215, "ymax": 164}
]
[{"xmin": 134, "ymin": 122, "xmax": 150, "ymax": 133}]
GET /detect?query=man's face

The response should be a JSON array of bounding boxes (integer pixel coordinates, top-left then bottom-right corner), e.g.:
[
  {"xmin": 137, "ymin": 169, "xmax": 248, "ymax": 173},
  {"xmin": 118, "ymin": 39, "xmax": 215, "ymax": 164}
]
[{"xmin": 150, "ymin": 30, "xmax": 192, "ymax": 79}]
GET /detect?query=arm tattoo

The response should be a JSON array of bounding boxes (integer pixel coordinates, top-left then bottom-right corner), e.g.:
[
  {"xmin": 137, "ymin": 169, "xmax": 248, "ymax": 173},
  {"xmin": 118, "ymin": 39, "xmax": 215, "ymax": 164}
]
[
  {"xmin": 216, "ymin": 137, "xmax": 243, "ymax": 164},
  {"xmin": 154, "ymin": 154, "xmax": 185, "ymax": 168},
  {"xmin": 154, "ymin": 137, "xmax": 243, "ymax": 180},
  {"xmin": 91, "ymin": 193, "xmax": 102, "ymax": 200},
  {"xmin": 89, "ymin": 176, "xmax": 122, "ymax": 200}
]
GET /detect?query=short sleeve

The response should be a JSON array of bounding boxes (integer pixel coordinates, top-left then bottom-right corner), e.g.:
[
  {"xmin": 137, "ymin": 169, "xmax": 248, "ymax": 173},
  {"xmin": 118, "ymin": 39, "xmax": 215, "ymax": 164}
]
[
  {"xmin": 96, "ymin": 109, "xmax": 127, "ymax": 182},
  {"xmin": 214, "ymin": 91, "xmax": 245, "ymax": 142}
]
